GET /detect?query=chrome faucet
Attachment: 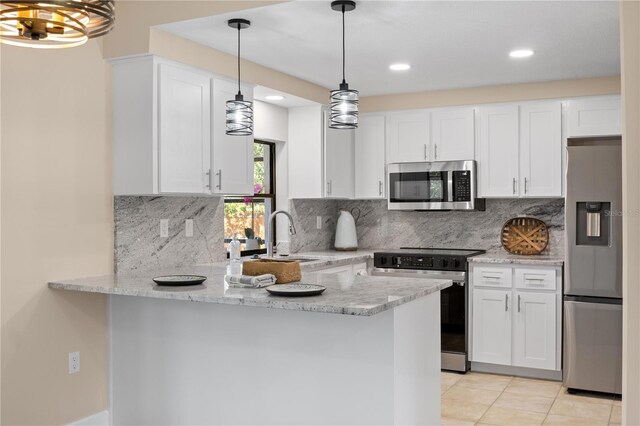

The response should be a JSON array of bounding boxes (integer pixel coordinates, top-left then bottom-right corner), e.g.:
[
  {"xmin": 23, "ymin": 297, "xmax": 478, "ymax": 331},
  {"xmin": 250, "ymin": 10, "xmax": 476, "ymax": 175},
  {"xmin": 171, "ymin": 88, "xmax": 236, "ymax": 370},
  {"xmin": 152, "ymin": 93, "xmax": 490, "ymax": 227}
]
[{"xmin": 267, "ymin": 210, "xmax": 297, "ymax": 257}]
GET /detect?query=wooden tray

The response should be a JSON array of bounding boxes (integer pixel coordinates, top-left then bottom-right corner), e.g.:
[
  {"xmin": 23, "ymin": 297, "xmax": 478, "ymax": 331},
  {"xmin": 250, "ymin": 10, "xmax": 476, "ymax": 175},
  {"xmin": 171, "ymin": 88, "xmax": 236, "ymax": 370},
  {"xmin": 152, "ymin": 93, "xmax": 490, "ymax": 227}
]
[
  {"xmin": 501, "ymin": 217, "xmax": 549, "ymax": 255},
  {"xmin": 242, "ymin": 259, "xmax": 301, "ymax": 284}
]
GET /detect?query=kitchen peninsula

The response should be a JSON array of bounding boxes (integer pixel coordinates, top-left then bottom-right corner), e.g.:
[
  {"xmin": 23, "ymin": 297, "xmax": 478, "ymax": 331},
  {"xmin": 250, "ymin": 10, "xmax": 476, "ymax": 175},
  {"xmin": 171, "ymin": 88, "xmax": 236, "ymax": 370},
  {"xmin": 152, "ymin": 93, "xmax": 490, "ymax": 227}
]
[{"xmin": 50, "ymin": 257, "xmax": 450, "ymax": 425}]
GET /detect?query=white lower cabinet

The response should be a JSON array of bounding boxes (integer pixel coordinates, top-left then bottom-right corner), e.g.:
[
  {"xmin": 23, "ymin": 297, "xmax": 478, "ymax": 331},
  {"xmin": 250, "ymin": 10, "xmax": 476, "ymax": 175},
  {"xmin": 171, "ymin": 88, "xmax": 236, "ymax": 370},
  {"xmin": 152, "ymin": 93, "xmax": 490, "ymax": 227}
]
[
  {"xmin": 513, "ymin": 291, "xmax": 557, "ymax": 370},
  {"xmin": 471, "ymin": 263, "xmax": 561, "ymax": 374},
  {"xmin": 472, "ymin": 288, "xmax": 512, "ymax": 365}
]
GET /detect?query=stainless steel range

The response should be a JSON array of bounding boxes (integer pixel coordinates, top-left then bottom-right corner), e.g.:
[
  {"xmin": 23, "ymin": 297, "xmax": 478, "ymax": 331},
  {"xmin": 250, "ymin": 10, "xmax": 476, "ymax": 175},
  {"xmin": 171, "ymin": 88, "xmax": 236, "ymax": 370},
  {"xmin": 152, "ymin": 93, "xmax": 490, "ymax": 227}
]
[{"xmin": 372, "ymin": 248, "xmax": 485, "ymax": 372}]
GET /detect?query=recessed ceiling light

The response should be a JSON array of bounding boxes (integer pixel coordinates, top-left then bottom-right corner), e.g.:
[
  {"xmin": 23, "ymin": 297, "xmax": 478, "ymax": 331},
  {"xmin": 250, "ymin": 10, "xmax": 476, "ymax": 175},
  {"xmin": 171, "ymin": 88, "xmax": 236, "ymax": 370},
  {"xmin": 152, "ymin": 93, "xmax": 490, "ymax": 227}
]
[
  {"xmin": 265, "ymin": 95, "xmax": 285, "ymax": 101},
  {"xmin": 509, "ymin": 49, "xmax": 535, "ymax": 58},
  {"xmin": 389, "ymin": 63, "xmax": 411, "ymax": 71}
]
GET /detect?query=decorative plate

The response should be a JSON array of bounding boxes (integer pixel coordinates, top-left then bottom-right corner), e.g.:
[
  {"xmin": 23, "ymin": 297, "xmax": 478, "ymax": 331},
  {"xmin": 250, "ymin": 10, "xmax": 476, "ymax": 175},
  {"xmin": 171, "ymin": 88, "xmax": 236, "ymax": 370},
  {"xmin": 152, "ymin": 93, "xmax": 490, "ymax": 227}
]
[
  {"xmin": 152, "ymin": 275, "xmax": 207, "ymax": 286},
  {"xmin": 265, "ymin": 284, "xmax": 326, "ymax": 297}
]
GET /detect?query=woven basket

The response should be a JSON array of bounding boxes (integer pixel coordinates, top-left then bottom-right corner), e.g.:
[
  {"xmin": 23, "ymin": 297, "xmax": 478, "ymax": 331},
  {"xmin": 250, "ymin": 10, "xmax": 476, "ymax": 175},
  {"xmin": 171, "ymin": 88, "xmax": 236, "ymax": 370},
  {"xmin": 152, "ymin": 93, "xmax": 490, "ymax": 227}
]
[
  {"xmin": 242, "ymin": 259, "xmax": 302, "ymax": 284},
  {"xmin": 501, "ymin": 217, "xmax": 549, "ymax": 255}
]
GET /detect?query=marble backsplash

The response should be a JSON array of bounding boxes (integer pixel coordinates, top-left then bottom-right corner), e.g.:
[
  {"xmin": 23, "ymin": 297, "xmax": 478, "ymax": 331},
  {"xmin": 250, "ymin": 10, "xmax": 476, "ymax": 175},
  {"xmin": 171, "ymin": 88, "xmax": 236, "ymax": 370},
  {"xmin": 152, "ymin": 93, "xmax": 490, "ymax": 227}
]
[
  {"xmin": 290, "ymin": 198, "xmax": 565, "ymax": 255},
  {"xmin": 114, "ymin": 196, "xmax": 226, "ymax": 273}
]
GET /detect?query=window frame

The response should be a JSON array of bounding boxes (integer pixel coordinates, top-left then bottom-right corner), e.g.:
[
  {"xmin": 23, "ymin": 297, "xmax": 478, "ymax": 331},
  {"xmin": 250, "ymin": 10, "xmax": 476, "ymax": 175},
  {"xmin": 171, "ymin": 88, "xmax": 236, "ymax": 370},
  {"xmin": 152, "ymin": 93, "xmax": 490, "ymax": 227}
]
[{"xmin": 224, "ymin": 140, "xmax": 276, "ymax": 257}]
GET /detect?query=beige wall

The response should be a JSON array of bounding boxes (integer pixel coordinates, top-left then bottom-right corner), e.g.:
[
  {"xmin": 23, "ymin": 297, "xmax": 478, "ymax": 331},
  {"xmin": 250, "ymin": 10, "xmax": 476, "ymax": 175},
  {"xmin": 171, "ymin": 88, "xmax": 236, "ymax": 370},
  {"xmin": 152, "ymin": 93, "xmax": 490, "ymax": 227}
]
[
  {"xmin": 360, "ymin": 76, "xmax": 621, "ymax": 112},
  {"xmin": 621, "ymin": 2, "xmax": 640, "ymax": 424},
  {"xmin": 1, "ymin": 40, "xmax": 112, "ymax": 424}
]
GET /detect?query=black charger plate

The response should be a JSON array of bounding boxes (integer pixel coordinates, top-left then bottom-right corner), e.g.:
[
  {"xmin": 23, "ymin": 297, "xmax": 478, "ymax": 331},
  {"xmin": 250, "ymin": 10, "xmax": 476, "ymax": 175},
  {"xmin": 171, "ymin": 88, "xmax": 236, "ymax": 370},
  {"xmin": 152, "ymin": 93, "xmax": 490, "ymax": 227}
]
[
  {"xmin": 153, "ymin": 275, "xmax": 207, "ymax": 286},
  {"xmin": 265, "ymin": 284, "xmax": 326, "ymax": 297}
]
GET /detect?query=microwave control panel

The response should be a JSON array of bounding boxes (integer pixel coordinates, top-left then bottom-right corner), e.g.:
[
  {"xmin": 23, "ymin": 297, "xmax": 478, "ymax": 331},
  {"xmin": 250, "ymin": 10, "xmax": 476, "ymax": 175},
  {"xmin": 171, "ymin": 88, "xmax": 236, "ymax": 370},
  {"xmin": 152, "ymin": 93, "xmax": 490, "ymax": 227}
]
[{"xmin": 452, "ymin": 170, "xmax": 472, "ymax": 202}]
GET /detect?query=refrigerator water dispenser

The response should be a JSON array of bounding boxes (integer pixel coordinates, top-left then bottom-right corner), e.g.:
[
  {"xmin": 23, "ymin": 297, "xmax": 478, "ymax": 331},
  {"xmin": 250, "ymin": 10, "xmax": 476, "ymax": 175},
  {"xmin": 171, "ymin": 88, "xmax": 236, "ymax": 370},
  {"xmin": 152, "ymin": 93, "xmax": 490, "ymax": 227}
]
[{"xmin": 576, "ymin": 202, "xmax": 610, "ymax": 246}]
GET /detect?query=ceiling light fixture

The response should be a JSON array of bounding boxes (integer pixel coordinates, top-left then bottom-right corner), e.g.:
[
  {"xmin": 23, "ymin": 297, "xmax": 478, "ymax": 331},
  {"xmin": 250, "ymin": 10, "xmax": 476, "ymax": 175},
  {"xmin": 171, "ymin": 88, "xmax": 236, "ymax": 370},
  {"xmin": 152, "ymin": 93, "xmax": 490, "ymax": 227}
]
[
  {"xmin": 389, "ymin": 63, "xmax": 411, "ymax": 71},
  {"xmin": 226, "ymin": 18, "xmax": 253, "ymax": 136},
  {"xmin": 329, "ymin": 0, "xmax": 358, "ymax": 130},
  {"xmin": 0, "ymin": 1, "xmax": 115, "ymax": 49},
  {"xmin": 509, "ymin": 49, "xmax": 535, "ymax": 58},
  {"xmin": 265, "ymin": 95, "xmax": 285, "ymax": 101}
]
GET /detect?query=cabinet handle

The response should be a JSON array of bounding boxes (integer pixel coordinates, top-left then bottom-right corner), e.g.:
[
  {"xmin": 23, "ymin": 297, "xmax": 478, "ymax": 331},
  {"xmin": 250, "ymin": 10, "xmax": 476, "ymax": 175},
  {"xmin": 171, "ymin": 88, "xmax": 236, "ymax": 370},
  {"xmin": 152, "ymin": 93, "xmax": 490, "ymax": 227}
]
[
  {"xmin": 379, "ymin": 180, "xmax": 383, "ymax": 196},
  {"xmin": 505, "ymin": 294, "xmax": 509, "ymax": 312},
  {"xmin": 434, "ymin": 144, "xmax": 438, "ymax": 160},
  {"xmin": 524, "ymin": 177, "xmax": 528, "ymax": 194},
  {"xmin": 518, "ymin": 294, "xmax": 521, "ymax": 312},
  {"xmin": 327, "ymin": 180, "xmax": 332, "ymax": 195},
  {"xmin": 205, "ymin": 169, "xmax": 212, "ymax": 190},
  {"xmin": 216, "ymin": 169, "xmax": 222, "ymax": 190},
  {"xmin": 512, "ymin": 178, "xmax": 517, "ymax": 195},
  {"xmin": 424, "ymin": 144, "xmax": 428, "ymax": 160}
]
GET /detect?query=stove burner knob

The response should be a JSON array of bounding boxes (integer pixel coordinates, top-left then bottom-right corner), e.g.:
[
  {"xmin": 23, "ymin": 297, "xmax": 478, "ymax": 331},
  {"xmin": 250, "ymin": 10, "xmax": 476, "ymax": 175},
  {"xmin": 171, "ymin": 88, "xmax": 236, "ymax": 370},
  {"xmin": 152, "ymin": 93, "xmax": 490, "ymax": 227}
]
[
  {"xmin": 378, "ymin": 255, "xmax": 388, "ymax": 266},
  {"xmin": 453, "ymin": 258, "xmax": 461, "ymax": 269},
  {"xmin": 440, "ymin": 258, "xmax": 449, "ymax": 268}
]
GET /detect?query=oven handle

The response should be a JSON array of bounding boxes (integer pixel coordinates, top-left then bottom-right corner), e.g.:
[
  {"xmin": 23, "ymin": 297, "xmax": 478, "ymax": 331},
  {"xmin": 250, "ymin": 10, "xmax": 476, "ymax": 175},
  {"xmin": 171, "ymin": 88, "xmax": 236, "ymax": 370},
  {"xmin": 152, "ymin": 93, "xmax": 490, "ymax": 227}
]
[{"xmin": 371, "ymin": 268, "xmax": 467, "ymax": 284}]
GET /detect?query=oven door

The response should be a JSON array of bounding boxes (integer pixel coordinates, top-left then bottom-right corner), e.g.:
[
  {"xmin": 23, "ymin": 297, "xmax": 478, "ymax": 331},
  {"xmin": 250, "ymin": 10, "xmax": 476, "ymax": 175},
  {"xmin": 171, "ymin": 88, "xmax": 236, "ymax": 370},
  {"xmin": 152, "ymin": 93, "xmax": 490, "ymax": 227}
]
[{"xmin": 371, "ymin": 268, "xmax": 469, "ymax": 372}]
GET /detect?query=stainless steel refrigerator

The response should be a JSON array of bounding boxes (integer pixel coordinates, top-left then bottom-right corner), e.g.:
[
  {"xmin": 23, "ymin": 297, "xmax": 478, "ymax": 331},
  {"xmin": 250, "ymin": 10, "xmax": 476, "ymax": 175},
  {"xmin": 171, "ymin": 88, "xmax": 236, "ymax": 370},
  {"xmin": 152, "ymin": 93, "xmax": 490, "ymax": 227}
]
[{"xmin": 564, "ymin": 138, "xmax": 622, "ymax": 395}]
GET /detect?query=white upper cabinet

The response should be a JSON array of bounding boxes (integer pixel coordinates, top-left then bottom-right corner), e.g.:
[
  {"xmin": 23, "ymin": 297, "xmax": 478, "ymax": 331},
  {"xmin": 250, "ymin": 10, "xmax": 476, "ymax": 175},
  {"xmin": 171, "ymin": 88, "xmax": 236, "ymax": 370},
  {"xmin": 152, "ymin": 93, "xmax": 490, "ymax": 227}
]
[
  {"xmin": 355, "ymin": 114, "xmax": 386, "ymax": 199},
  {"xmin": 567, "ymin": 96, "xmax": 621, "ymax": 137},
  {"xmin": 158, "ymin": 63, "xmax": 211, "ymax": 194},
  {"xmin": 386, "ymin": 111, "xmax": 430, "ymax": 163},
  {"xmin": 211, "ymin": 79, "xmax": 254, "ymax": 195},
  {"xmin": 111, "ymin": 55, "xmax": 254, "ymax": 196},
  {"xmin": 288, "ymin": 105, "xmax": 324, "ymax": 199},
  {"xmin": 477, "ymin": 105, "xmax": 520, "ymax": 197},
  {"xmin": 431, "ymin": 107, "xmax": 475, "ymax": 161},
  {"xmin": 324, "ymin": 109, "xmax": 355, "ymax": 199},
  {"xmin": 519, "ymin": 102, "xmax": 562, "ymax": 197}
]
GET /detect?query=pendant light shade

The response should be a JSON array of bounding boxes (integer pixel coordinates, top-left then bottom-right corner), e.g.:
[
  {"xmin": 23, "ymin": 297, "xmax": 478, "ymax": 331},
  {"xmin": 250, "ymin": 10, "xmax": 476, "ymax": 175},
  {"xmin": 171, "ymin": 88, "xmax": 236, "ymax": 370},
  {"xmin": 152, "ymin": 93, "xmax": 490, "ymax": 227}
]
[
  {"xmin": 0, "ymin": 1, "xmax": 115, "ymax": 49},
  {"xmin": 329, "ymin": 0, "xmax": 358, "ymax": 130},
  {"xmin": 226, "ymin": 18, "xmax": 253, "ymax": 136}
]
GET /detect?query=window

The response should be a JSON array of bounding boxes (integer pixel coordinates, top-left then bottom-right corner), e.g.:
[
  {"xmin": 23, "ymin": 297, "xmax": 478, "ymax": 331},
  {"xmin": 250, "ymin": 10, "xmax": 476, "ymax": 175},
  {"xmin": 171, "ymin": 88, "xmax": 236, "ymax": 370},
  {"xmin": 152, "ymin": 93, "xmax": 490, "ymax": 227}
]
[{"xmin": 224, "ymin": 141, "xmax": 275, "ymax": 256}]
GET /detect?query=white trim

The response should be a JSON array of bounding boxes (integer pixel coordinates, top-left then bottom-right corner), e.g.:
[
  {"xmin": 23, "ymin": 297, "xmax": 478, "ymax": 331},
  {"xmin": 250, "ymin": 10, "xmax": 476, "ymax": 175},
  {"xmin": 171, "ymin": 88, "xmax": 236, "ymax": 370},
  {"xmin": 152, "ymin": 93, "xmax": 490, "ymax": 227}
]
[{"xmin": 69, "ymin": 410, "xmax": 109, "ymax": 426}]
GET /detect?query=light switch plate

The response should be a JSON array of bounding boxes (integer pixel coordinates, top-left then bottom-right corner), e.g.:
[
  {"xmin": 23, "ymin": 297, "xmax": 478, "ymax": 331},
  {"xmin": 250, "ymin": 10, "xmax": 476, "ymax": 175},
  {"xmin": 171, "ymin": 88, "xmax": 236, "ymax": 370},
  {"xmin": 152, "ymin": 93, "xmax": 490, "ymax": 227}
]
[
  {"xmin": 160, "ymin": 219, "xmax": 169, "ymax": 238},
  {"xmin": 317, "ymin": 216, "xmax": 322, "ymax": 230},
  {"xmin": 185, "ymin": 219, "xmax": 194, "ymax": 237}
]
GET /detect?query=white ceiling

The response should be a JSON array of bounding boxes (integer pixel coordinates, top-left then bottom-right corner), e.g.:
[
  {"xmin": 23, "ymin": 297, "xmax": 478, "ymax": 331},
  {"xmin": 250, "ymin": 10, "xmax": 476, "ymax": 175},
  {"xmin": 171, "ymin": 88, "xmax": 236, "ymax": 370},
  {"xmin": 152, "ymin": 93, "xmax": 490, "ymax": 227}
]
[{"xmin": 159, "ymin": 1, "xmax": 620, "ymax": 97}]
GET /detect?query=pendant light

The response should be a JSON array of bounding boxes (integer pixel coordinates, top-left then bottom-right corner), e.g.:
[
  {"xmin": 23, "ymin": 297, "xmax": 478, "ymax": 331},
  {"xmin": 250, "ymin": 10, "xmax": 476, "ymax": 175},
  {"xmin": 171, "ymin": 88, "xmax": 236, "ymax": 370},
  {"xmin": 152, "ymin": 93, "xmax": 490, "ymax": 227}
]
[
  {"xmin": 226, "ymin": 18, "xmax": 253, "ymax": 136},
  {"xmin": 329, "ymin": 0, "xmax": 358, "ymax": 129},
  {"xmin": 0, "ymin": 1, "xmax": 115, "ymax": 49}
]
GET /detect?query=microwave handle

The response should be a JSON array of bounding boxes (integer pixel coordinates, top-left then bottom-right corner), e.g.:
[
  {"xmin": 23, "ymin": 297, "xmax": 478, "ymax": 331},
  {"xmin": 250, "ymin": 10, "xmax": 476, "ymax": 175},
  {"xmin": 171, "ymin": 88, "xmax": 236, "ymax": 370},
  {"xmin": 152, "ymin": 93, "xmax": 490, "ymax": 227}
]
[{"xmin": 447, "ymin": 172, "xmax": 454, "ymax": 202}]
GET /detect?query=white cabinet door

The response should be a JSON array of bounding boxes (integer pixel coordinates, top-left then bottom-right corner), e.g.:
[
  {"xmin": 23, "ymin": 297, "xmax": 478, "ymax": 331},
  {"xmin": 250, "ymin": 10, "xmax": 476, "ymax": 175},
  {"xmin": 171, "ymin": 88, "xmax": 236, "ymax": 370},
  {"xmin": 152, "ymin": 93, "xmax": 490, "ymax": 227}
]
[
  {"xmin": 211, "ymin": 79, "xmax": 254, "ymax": 195},
  {"xmin": 568, "ymin": 96, "xmax": 621, "ymax": 137},
  {"xmin": 158, "ymin": 63, "xmax": 211, "ymax": 194},
  {"xmin": 386, "ymin": 111, "xmax": 430, "ymax": 163},
  {"xmin": 431, "ymin": 107, "xmax": 475, "ymax": 161},
  {"xmin": 315, "ymin": 264, "xmax": 354, "ymax": 281},
  {"xmin": 520, "ymin": 102, "xmax": 562, "ymax": 197},
  {"xmin": 355, "ymin": 115, "xmax": 386, "ymax": 199},
  {"xmin": 472, "ymin": 288, "xmax": 512, "ymax": 365},
  {"xmin": 477, "ymin": 105, "xmax": 520, "ymax": 197},
  {"xmin": 513, "ymin": 291, "xmax": 556, "ymax": 370},
  {"xmin": 324, "ymin": 110, "xmax": 355, "ymax": 199}
]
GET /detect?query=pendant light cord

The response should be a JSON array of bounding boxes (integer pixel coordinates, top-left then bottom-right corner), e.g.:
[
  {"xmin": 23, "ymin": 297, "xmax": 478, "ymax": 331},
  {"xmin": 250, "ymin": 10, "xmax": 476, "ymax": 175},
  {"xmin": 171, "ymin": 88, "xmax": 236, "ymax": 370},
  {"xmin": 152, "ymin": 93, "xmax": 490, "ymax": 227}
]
[
  {"xmin": 237, "ymin": 25, "xmax": 241, "ymax": 95},
  {"xmin": 342, "ymin": 5, "xmax": 346, "ymax": 84}
]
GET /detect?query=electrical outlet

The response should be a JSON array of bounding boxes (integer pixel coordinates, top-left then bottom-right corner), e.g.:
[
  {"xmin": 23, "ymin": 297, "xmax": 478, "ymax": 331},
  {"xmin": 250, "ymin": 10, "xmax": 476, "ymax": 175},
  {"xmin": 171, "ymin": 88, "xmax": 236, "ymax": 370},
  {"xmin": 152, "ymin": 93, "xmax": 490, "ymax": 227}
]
[
  {"xmin": 317, "ymin": 216, "xmax": 322, "ymax": 230},
  {"xmin": 68, "ymin": 351, "xmax": 80, "ymax": 374},
  {"xmin": 160, "ymin": 219, "xmax": 169, "ymax": 238},
  {"xmin": 185, "ymin": 219, "xmax": 194, "ymax": 237}
]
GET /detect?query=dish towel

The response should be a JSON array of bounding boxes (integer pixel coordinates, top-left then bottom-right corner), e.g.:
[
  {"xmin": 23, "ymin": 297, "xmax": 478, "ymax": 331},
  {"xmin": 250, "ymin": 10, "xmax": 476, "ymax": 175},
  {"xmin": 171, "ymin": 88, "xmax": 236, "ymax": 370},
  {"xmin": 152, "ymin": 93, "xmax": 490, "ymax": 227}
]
[{"xmin": 225, "ymin": 274, "xmax": 277, "ymax": 288}]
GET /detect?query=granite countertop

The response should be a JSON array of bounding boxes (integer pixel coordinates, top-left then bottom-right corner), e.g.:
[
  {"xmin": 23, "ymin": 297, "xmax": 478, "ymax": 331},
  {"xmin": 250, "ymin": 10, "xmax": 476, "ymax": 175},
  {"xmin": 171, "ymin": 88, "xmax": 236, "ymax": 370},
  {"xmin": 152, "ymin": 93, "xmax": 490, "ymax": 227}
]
[
  {"xmin": 469, "ymin": 250, "xmax": 565, "ymax": 266},
  {"xmin": 48, "ymin": 258, "xmax": 451, "ymax": 316}
]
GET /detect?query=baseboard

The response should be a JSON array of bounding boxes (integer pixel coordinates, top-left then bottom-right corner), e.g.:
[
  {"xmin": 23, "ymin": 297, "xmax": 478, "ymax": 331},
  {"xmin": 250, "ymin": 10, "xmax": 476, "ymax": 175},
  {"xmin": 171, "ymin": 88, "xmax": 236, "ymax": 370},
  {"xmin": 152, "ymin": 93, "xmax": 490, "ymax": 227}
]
[
  {"xmin": 471, "ymin": 362, "xmax": 563, "ymax": 381},
  {"xmin": 69, "ymin": 410, "xmax": 109, "ymax": 426}
]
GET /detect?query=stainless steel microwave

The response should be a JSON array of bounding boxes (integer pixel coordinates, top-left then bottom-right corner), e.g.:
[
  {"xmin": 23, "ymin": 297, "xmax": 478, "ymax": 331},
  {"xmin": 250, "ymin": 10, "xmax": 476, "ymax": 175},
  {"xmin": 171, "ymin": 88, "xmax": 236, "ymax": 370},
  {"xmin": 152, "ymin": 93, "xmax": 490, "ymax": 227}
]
[{"xmin": 387, "ymin": 160, "xmax": 482, "ymax": 211}]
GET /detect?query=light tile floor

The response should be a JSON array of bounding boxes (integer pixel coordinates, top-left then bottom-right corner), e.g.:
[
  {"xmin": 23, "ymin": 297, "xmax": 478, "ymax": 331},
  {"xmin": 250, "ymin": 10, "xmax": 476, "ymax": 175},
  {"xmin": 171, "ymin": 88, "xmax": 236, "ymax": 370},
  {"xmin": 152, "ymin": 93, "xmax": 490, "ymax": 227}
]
[{"xmin": 442, "ymin": 371, "xmax": 622, "ymax": 426}]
